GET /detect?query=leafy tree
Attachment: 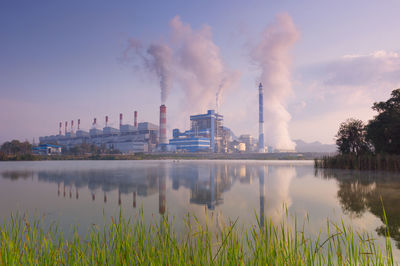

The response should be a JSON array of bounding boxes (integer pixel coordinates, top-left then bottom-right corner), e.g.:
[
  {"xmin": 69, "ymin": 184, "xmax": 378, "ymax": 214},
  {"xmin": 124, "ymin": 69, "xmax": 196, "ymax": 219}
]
[
  {"xmin": 366, "ymin": 88, "xmax": 400, "ymax": 154},
  {"xmin": 336, "ymin": 118, "xmax": 371, "ymax": 155},
  {"xmin": 0, "ymin": 140, "xmax": 32, "ymax": 155}
]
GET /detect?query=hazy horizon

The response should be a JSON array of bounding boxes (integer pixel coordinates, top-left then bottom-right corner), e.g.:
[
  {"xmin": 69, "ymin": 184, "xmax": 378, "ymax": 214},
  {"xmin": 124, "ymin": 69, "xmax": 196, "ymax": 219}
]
[{"xmin": 1, "ymin": 1, "xmax": 400, "ymax": 146}]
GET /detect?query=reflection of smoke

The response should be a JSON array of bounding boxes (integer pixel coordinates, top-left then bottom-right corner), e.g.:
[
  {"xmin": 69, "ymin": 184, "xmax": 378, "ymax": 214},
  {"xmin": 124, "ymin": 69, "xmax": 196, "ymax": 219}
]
[
  {"xmin": 265, "ymin": 166, "xmax": 295, "ymax": 222},
  {"xmin": 147, "ymin": 43, "xmax": 173, "ymax": 104},
  {"xmin": 169, "ymin": 16, "xmax": 239, "ymax": 113},
  {"xmin": 251, "ymin": 13, "xmax": 299, "ymax": 150}
]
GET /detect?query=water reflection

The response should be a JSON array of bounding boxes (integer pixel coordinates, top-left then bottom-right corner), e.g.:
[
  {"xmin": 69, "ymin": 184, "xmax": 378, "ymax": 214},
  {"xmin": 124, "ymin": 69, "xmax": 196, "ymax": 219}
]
[{"xmin": 317, "ymin": 168, "xmax": 400, "ymax": 248}]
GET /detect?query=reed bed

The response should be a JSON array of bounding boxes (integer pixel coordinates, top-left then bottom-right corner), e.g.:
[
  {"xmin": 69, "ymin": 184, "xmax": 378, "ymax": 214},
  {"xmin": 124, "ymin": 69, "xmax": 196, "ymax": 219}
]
[
  {"xmin": 315, "ymin": 154, "xmax": 400, "ymax": 172},
  {"xmin": 0, "ymin": 209, "xmax": 395, "ymax": 265}
]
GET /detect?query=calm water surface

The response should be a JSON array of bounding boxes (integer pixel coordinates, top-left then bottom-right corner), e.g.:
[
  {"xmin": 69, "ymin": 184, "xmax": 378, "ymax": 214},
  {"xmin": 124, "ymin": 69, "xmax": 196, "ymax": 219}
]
[{"xmin": 1, "ymin": 160, "xmax": 400, "ymax": 257}]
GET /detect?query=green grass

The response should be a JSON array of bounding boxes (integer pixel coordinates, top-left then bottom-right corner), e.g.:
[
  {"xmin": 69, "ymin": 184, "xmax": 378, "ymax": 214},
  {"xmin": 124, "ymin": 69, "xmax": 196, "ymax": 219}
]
[
  {"xmin": 0, "ymin": 209, "xmax": 395, "ymax": 265},
  {"xmin": 315, "ymin": 154, "xmax": 400, "ymax": 172}
]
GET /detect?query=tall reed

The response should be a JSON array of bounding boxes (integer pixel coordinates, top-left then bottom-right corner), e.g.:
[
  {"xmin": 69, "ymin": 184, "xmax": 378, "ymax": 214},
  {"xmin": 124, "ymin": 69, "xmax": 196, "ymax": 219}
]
[{"xmin": 0, "ymin": 209, "xmax": 395, "ymax": 265}]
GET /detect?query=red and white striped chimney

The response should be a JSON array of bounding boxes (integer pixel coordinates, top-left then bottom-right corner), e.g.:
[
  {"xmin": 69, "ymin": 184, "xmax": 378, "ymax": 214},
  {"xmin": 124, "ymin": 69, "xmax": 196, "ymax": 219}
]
[
  {"xmin": 159, "ymin": 105, "xmax": 167, "ymax": 145},
  {"xmin": 105, "ymin": 116, "xmax": 109, "ymax": 127},
  {"xmin": 119, "ymin": 113, "xmax": 123, "ymax": 127},
  {"xmin": 59, "ymin": 122, "xmax": 62, "ymax": 135},
  {"xmin": 134, "ymin": 111, "xmax": 138, "ymax": 128},
  {"xmin": 78, "ymin": 119, "xmax": 80, "ymax": 130},
  {"xmin": 65, "ymin": 121, "xmax": 68, "ymax": 135},
  {"xmin": 71, "ymin": 120, "xmax": 74, "ymax": 134}
]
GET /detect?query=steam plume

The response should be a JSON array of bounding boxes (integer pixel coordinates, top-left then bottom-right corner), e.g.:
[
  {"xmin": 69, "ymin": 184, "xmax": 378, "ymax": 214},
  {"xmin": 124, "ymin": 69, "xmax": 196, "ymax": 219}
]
[
  {"xmin": 147, "ymin": 43, "xmax": 173, "ymax": 104},
  {"xmin": 251, "ymin": 13, "xmax": 299, "ymax": 150},
  {"xmin": 169, "ymin": 16, "xmax": 239, "ymax": 113}
]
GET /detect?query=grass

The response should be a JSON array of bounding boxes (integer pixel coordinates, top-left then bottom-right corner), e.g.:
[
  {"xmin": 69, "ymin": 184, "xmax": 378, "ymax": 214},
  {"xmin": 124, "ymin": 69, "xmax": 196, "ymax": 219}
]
[
  {"xmin": 315, "ymin": 154, "xmax": 400, "ymax": 172},
  {"xmin": 0, "ymin": 209, "xmax": 396, "ymax": 265}
]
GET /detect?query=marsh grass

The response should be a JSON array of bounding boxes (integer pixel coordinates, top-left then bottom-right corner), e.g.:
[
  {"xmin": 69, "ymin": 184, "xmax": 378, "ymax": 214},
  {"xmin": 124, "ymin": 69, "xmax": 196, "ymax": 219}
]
[
  {"xmin": 0, "ymin": 208, "xmax": 395, "ymax": 265},
  {"xmin": 315, "ymin": 154, "xmax": 400, "ymax": 172}
]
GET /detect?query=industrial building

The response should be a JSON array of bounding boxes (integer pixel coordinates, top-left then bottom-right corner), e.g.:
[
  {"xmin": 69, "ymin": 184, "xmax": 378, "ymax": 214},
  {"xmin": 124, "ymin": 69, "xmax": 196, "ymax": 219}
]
[
  {"xmin": 39, "ymin": 112, "xmax": 160, "ymax": 153},
  {"xmin": 169, "ymin": 110, "xmax": 234, "ymax": 152},
  {"xmin": 33, "ymin": 144, "xmax": 62, "ymax": 155}
]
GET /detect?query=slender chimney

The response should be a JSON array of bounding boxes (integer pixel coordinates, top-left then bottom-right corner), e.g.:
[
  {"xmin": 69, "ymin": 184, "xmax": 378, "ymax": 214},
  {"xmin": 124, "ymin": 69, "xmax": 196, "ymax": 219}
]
[
  {"xmin": 65, "ymin": 121, "xmax": 68, "ymax": 135},
  {"xmin": 134, "ymin": 111, "xmax": 138, "ymax": 127},
  {"xmin": 105, "ymin": 116, "xmax": 109, "ymax": 127},
  {"xmin": 159, "ymin": 105, "xmax": 167, "ymax": 145},
  {"xmin": 71, "ymin": 120, "xmax": 74, "ymax": 134},
  {"xmin": 93, "ymin": 118, "xmax": 97, "ymax": 127},
  {"xmin": 59, "ymin": 122, "xmax": 62, "ymax": 135},
  {"xmin": 78, "ymin": 119, "xmax": 80, "ymax": 130},
  {"xmin": 258, "ymin": 83, "xmax": 265, "ymax": 153},
  {"xmin": 119, "ymin": 113, "xmax": 123, "ymax": 127}
]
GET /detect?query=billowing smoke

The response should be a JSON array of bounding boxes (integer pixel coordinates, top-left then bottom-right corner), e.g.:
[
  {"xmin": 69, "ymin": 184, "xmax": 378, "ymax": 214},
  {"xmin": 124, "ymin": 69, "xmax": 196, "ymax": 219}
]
[
  {"xmin": 169, "ymin": 16, "xmax": 239, "ymax": 112},
  {"xmin": 251, "ymin": 13, "xmax": 299, "ymax": 150},
  {"xmin": 147, "ymin": 44, "xmax": 173, "ymax": 104}
]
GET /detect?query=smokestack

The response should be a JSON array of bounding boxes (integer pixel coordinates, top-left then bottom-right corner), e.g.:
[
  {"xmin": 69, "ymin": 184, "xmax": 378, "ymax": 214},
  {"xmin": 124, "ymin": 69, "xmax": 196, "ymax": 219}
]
[
  {"xmin": 78, "ymin": 119, "xmax": 80, "ymax": 130},
  {"xmin": 159, "ymin": 105, "xmax": 167, "ymax": 145},
  {"xmin": 105, "ymin": 116, "xmax": 109, "ymax": 127},
  {"xmin": 71, "ymin": 120, "xmax": 74, "ymax": 134},
  {"xmin": 65, "ymin": 121, "xmax": 68, "ymax": 135},
  {"xmin": 120, "ymin": 113, "xmax": 123, "ymax": 127},
  {"xmin": 134, "ymin": 111, "xmax": 138, "ymax": 127},
  {"xmin": 258, "ymin": 83, "xmax": 265, "ymax": 153},
  {"xmin": 59, "ymin": 122, "xmax": 62, "ymax": 135},
  {"xmin": 93, "ymin": 118, "xmax": 97, "ymax": 127}
]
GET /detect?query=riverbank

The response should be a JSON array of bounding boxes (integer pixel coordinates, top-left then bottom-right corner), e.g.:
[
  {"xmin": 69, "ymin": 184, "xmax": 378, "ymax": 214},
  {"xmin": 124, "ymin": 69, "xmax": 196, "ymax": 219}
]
[
  {"xmin": 315, "ymin": 154, "xmax": 400, "ymax": 171},
  {"xmin": 0, "ymin": 152, "xmax": 326, "ymax": 161},
  {"xmin": 0, "ymin": 211, "xmax": 394, "ymax": 265}
]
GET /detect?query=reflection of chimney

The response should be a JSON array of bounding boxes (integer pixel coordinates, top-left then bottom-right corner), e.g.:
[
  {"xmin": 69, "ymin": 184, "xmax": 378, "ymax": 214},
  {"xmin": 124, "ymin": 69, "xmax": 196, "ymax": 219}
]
[
  {"xmin": 104, "ymin": 192, "xmax": 107, "ymax": 203},
  {"xmin": 92, "ymin": 193, "xmax": 95, "ymax": 201},
  {"xmin": 105, "ymin": 116, "xmax": 109, "ymax": 127},
  {"xmin": 76, "ymin": 188, "xmax": 79, "ymax": 199},
  {"xmin": 59, "ymin": 122, "xmax": 62, "ymax": 135},
  {"xmin": 134, "ymin": 111, "xmax": 138, "ymax": 127},
  {"xmin": 159, "ymin": 169, "xmax": 166, "ymax": 214},
  {"xmin": 118, "ymin": 190, "xmax": 121, "ymax": 206},
  {"xmin": 78, "ymin": 119, "xmax": 80, "ymax": 130},
  {"xmin": 69, "ymin": 186, "xmax": 72, "ymax": 198},
  {"xmin": 65, "ymin": 121, "xmax": 68, "ymax": 135},
  {"xmin": 259, "ymin": 166, "xmax": 266, "ymax": 229},
  {"xmin": 63, "ymin": 184, "xmax": 66, "ymax": 197},
  {"xmin": 119, "ymin": 113, "xmax": 123, "ymax": 127},
  {"xmin": 133, "ymin": 191, "xmax": 136, "ymax": 208},
  {"xmin": 58, "ymin": 183, "xmax": 60, "ymax": 196},
  {"xmin": 159, "ymin": 105, "xmax": 167, "ymax": 145}
]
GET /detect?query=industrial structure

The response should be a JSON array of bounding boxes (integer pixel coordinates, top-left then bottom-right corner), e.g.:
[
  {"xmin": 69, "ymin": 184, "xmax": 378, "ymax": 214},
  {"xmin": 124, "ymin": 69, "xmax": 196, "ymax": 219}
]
[
  {"xmin": 39, "ymin": 111, "xmax": 159, "ymax": 153},
  {"xmin": 258, "ymin": 82, "xmax": 265, "ymax": 153},
  {"xmin": 169, "ymin": 110, "xmax": 234, "ymax": 152}
]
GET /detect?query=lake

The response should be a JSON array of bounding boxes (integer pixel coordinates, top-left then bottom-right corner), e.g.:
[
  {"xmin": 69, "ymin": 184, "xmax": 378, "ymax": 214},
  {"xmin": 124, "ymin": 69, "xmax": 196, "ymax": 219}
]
[{"xmin": 1, "ymin": 160, "xmax": 400, "ymax": 258}]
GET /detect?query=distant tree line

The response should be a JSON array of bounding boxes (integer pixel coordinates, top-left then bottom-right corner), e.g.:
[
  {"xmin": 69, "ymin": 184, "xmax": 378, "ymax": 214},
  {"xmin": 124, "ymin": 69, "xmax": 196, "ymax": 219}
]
[
  {"xmin": 0, "ymin": 140, "xmax": 34, "ymax": 161},
  {"xmin": 316, "ymin": 88, "xmax": 400, "ymax": 170}
]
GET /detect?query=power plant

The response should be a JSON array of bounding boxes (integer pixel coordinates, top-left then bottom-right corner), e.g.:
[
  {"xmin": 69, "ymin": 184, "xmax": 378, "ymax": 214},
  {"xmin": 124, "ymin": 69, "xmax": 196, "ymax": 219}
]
[{"xmin": 37, "ymin": 83, "xmax": 288, "ymax": 154}]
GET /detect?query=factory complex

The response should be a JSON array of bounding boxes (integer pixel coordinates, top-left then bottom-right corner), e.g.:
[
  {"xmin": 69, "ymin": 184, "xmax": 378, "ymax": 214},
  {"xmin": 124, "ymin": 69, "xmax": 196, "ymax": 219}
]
[{"xmin": 38, "ymin": 83, "xmax": 290, "ymax": 154}]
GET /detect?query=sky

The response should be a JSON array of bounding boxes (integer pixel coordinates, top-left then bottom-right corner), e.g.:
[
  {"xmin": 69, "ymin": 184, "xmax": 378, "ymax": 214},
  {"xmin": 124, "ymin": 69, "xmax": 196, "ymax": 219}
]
[{"xmin": 1, "ymin": 0, "xmax": 400, "ymax": 146}]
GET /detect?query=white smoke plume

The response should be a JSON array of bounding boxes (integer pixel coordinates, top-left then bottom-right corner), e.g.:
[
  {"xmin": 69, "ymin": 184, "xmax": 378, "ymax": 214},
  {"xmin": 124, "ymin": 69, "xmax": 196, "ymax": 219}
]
[
  {"xmin": 251, "ymin": 13, "xmax": 299, "ymax": 150},
  {"xmin": 146, "ymin": 44, "xmax": 173, "ymax": 104},
  {"xmin": 169, "ymin": 16, "xmax": 239, "ymax": 113}
]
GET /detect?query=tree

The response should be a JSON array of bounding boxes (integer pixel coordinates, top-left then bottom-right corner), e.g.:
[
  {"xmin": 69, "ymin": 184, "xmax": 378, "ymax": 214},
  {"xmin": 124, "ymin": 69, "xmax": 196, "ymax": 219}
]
[
  {"xmin": 366, "ymin": 88, "xmax": 400, "ymax": 154},
  {"xmin": 336, "ymin": 118, "xmax": 371, "ymax": 155}
]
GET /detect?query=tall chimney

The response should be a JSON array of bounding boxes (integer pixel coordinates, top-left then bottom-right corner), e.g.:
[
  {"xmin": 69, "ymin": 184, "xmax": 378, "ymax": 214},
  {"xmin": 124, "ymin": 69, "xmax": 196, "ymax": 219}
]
[
  {"xmin": 59, "ymin": 122, "xmax": 62, "ymax": 135},
  {"xmin": 93, "ymin": 118, "xmax": 97, "ymax": 127},
  {"xmin": 134, "ymin": 111, "xmax": 138, "ymax": 128},
  {"xmin": 119, "ymin": 113, "xmax": 123, "ymax": 127},
  {"xmin": 71, "ymin": 120, "xmax": 74, "ymax": 134},
  {"xmin": 105, "ymin": 116, "xmax": 109, "ymax": 127},
  {"xmin": 65, "ymin": 121, "xmax": 68, "ymax": 135},
  {"xmin": 159, "ymin": 105, "xmax": 167, "ymax": 145},
  {"xmin": 258, "ymin": 83, "xmax": 265, "ymax": 153},
  {"xmin": 78, "ymin": 119, "xmax": 80, "ymax": 130}
]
